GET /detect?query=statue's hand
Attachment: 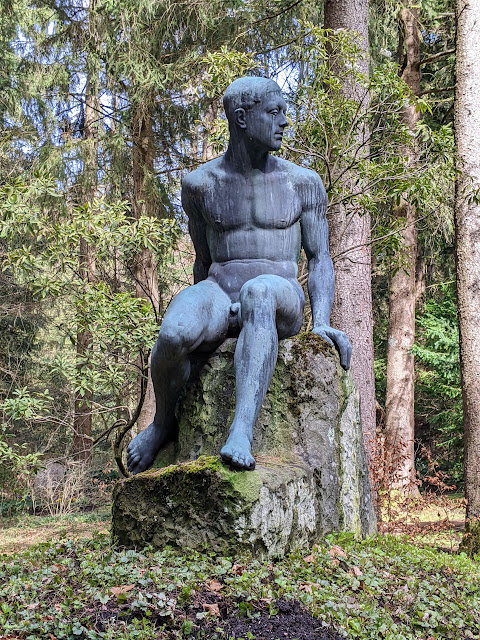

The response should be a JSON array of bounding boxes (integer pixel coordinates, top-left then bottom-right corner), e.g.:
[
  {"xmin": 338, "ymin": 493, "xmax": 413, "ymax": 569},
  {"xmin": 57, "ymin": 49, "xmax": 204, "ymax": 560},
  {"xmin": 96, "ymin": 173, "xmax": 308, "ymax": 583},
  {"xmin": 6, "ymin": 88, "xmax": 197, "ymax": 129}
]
[{"xmin": 312, "ymin": 325, "xmax": 352, "ymax": 370}]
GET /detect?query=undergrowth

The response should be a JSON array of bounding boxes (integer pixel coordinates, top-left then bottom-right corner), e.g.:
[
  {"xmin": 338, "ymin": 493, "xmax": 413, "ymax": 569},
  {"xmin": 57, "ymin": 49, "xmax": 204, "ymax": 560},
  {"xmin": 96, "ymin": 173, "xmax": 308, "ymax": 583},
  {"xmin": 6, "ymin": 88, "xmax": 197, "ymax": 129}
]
[{"xmin": 0, "ymin": 531, "xmax": 479, "ymax": 639}]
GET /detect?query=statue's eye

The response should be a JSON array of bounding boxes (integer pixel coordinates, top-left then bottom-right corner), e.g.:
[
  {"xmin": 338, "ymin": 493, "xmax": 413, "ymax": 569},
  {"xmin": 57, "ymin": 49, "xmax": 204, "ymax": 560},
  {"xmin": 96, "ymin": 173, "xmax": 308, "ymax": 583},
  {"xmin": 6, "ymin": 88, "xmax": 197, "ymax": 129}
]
[{"xmin": 270, "ymin": 109, "xmax": 279, "ymax": 116}]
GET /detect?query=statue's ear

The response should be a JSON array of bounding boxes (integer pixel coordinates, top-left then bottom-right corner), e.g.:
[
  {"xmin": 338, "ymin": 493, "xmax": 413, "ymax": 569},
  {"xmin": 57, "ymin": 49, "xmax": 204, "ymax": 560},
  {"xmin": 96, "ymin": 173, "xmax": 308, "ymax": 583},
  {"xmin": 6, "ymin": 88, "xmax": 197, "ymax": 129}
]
[{"xmin": 234, "ymin": 108, "xmax": 247, "ymax": 129}]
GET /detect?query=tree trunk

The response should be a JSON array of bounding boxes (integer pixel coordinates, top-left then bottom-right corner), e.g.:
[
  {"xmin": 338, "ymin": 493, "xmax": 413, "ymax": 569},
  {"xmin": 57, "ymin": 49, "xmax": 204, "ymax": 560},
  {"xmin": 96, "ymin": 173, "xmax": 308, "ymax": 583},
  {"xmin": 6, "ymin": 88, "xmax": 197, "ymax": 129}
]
[
  {"xmin": 202, "ymin": 99, "xmax": 219, "ymax": 162},
  {"xmin": 323, "ymin": 0, "xmax": 376, "ymax": 470},
  {"xmin": 132, "ymin": 98, "xmax": 160, "ymax": 432},
  {"xmin": 73, "ymin": 239, "xmax": 95, "ymax": 461},
  {"xmin": 455, "ymin": 0, "xmax": 480, "ymax": 554},
  {"xmin": 384, "ymin": 5, "xmax": 421, "ymax": 493},
  {"xmin": 73, "ymin": 9, "xmax": 97, "ymax": 461}
]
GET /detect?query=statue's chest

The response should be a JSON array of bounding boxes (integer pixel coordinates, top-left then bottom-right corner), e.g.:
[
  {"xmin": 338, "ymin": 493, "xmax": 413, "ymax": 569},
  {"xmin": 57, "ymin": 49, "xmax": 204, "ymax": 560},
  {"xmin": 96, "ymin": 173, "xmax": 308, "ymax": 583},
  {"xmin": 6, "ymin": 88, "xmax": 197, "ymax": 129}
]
[{"xmin": 204, "ymin": 177, "xmax": 299, "ymax": 231}]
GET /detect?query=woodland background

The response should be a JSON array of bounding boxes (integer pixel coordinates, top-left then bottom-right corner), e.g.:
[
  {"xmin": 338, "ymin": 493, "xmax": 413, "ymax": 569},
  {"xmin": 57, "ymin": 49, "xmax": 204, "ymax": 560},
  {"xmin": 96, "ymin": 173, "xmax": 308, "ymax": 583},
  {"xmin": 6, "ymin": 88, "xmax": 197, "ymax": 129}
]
[
  {"xmin": 3, "ymin": 1, "xmax": 480, "ymax": 639},
  {"xmin": 0, "ymin": 0, "xmax": 474, "ymax": 532}
]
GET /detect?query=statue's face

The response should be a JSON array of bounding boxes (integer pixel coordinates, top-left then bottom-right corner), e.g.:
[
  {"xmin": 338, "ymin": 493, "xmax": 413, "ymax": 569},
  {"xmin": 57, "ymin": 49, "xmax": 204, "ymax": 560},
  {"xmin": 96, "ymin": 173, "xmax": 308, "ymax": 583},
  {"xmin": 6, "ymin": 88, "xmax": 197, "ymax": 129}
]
[{"xmin": 243, "ymin": 91, "xmax": 288, "ymax": 152}]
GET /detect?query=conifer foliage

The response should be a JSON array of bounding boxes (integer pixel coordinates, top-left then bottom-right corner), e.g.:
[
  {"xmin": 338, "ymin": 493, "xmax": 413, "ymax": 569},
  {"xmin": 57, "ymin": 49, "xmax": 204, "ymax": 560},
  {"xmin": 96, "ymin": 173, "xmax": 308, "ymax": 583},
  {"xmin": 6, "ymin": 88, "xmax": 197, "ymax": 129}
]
[{"xmin": 0, "ymin": 0, "xmax": 473, "ymax": 530}]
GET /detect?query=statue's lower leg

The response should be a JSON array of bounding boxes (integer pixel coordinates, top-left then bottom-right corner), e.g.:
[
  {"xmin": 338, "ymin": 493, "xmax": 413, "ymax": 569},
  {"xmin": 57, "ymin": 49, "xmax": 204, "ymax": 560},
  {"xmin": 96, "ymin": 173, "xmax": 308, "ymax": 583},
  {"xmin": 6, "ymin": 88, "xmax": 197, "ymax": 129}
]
[
  {"xmin": 127, "ymin": 346, "xmax": 190, "ymax": 475},
  {"xmin": 221, "ymin": 299, "xmax": 278, "ymax": 471}
]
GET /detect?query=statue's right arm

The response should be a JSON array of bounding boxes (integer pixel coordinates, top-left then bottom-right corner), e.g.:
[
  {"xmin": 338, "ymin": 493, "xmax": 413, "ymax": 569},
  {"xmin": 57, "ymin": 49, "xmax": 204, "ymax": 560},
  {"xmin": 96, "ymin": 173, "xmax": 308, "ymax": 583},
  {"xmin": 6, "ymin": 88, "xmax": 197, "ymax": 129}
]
[{"xmin": 181, "ymin": 177, "xmax": 212, "ymax": 284}]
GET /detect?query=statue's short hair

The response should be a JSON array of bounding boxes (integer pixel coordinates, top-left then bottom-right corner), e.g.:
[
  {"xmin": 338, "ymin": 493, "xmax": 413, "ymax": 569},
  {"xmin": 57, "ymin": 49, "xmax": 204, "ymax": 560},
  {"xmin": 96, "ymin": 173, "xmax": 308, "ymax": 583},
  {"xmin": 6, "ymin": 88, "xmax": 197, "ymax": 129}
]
[{"xmin": 223, "ymin": 77, "xmax": 282, "ymax": 125}]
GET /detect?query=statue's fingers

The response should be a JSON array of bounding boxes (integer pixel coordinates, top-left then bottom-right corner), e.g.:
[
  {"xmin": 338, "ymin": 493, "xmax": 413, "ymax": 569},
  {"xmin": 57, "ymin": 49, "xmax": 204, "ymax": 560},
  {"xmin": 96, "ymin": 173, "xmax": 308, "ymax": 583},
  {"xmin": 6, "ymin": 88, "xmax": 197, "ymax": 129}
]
[
  {"xmin": 336, "ymin": 334, "xmax": 352, "ymax": 370},
  {"xmin": 315, "ymin": 330, "xmax": 334, "ymax": 346},
  {"xmin": 324, "ymin": 330, "xmax": 351, "ymax": 370}
]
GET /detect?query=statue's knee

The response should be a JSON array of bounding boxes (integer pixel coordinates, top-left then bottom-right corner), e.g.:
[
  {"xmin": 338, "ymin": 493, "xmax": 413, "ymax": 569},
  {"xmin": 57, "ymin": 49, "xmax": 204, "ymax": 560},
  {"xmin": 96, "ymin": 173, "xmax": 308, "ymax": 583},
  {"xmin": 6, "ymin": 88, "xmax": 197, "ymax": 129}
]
[
  {"xmin": 156, "ymin": 326, "xmax": 187, "ymax": 361},
  {"xmin": 240, "ymin": 279, "xmax": 274, "ymax": 312}
]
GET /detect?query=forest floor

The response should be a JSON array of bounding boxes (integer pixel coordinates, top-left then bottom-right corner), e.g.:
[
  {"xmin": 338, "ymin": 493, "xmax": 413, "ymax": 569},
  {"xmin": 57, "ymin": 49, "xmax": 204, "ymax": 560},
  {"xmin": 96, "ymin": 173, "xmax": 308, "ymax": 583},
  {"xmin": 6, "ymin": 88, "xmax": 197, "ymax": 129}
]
[
  {"xmin": 379, "ymin": 492, "xmax": 466, "ymax": 552},
  {"xmin": 0, "ymin": 494, "xmax": 478, "ymax": 640},
  {"xmin": 0, "ymin": 509, "xmax": 111, "ymax": 555}
]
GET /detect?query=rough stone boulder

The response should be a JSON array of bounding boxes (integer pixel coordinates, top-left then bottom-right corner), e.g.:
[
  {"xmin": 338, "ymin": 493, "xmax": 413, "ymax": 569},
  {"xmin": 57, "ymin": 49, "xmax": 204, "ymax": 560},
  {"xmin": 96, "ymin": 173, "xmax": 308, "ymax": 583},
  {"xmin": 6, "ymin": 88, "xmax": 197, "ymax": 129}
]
[{"xmin": 112, "ymin": 333, "xmax": 377, "ymax": 556}]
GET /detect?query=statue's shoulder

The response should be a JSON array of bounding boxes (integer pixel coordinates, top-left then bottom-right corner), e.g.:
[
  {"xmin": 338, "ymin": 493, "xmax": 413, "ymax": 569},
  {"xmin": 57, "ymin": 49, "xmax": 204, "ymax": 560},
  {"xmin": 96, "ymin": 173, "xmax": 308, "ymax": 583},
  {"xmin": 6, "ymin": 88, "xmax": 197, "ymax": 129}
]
[
  {"xmin": 182, "ymin": 157, "xmax": 224, "ymax": 195},
  {"xmin": 273, "ymin": 157, "xmax": 324, "ymax": 189}
]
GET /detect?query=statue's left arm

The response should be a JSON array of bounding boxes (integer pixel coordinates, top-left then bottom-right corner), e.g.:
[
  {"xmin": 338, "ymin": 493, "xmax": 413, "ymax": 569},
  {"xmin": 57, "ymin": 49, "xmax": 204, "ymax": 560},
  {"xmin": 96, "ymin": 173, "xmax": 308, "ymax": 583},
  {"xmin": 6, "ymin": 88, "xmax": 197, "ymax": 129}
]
[{"xmin": 300, "ymin": 173, "xmax": 352, "ymax": 370}]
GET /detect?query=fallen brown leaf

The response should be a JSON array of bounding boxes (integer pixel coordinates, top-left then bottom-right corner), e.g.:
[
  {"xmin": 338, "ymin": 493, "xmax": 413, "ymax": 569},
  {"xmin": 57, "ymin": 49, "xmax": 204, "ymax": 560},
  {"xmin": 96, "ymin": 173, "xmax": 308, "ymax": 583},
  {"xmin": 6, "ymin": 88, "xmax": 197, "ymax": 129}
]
[
  {"xmin": 303, "ymin": 554, "xmax": 315, "ymax": 563},
  {"xmin": 329, "ymin": 545, "xmax": 347, "ymax": 558},
  {"xmin": 207, "ymin": 580, "xmax": 222, "ymax": 592},
  {"xmin": 110, "ymin": 585, "xmax": 135, "ymax": 596},
  {"xmin": 203, "ymin": 603, "xmax": 220, "ymax": 616}
]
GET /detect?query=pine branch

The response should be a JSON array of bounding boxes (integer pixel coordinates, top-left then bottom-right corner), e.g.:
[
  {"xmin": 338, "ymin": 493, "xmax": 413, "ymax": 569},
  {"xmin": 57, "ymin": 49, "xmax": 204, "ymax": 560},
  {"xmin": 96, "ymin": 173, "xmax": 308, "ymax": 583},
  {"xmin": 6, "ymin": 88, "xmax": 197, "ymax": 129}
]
[
  {"xmin": 251, "ymin": 0, "xmax": 305, "ymax": 25},
  {"xmin": 417, "ymin": 85, "xmax": 455, "ymax": 98},
  {"xmin": 420, "ymin": 49, "xmax": 455, "ymax": 67}
]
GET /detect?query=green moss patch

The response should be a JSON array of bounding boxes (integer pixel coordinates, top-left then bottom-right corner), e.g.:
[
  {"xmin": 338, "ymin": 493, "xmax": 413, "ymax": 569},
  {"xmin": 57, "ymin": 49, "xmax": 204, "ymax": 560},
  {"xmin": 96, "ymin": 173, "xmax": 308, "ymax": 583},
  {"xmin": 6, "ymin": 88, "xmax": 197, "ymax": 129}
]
[{"xmin": 112, "ymin": 456, "xmax": 315, "ymax": 556}]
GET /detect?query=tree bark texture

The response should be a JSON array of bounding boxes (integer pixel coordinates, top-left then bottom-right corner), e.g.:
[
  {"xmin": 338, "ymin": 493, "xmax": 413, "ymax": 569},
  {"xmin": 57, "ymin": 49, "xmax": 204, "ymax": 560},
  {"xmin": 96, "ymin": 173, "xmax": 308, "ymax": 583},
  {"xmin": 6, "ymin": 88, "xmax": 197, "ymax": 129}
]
[
  {"xmin": 132, "ymin": 98, "xmax": 160, "ymax": 432},
  {"xmin": 323, "ymin": 0, "xmax": 376, "ymax": 468},
  {"xmin": 455, "ymin": 0, "xmax": 480, "ymax": 524},
  {"xmin": 73, "ymin": 23, "xmax": 97, "ymax": 461},
  {"xmin": 202, "ymin": 99, "xmax": 219, "ymax": 162},
  {"xmin": 384, "ymin": 5, "xmax": 421, "ymax": 492}
]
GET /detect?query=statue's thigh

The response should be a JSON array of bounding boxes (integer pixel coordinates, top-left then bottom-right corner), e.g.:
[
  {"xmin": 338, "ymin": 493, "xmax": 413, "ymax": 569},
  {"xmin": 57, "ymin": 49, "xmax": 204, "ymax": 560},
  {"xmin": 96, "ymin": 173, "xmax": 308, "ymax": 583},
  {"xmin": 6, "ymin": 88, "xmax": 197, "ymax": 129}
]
[
  {"xmin": 160, "ymin": 280, "xmax": 231, "ymax": 348},
  {"xmin": 274, "ymin": 278, "xmax": 304, "ymax": 339},
  {"xmin": 240, "ymin": 275, "xmax": 304, "ymax": 339}
]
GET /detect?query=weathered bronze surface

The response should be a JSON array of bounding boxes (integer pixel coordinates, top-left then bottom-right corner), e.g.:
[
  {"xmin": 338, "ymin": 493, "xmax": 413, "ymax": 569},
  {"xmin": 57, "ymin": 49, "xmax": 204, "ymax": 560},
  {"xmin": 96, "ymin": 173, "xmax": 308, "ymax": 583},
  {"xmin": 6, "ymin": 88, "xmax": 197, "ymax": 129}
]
[{"xmin": 127, "ymin": 77, "xmax": 351, "ymax": 474}]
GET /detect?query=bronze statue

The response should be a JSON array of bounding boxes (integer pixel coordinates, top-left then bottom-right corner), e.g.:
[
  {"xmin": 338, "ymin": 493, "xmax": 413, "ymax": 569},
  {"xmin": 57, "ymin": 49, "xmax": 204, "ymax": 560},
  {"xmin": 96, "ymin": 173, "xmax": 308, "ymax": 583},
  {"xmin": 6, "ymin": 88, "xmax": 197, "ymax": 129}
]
[{"xmin": 127, "ymin": 77, "xmax": 351, "ymax": 474}]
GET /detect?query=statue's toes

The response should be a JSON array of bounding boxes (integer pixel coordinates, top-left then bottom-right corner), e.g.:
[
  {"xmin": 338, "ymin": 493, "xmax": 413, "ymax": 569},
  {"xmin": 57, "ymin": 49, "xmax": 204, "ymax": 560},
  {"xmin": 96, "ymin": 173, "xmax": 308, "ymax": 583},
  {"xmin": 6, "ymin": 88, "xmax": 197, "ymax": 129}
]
[
  {"xmin": 220, "ymin": 445, "xmax": 233, "ymax": 462},
  {"xmin": 130, "ymin": 459, "xmax": 145, "ymax": 475},
  {"xmin": 127, "ymin": 453, "xmax": 140, "ymax": 471}
]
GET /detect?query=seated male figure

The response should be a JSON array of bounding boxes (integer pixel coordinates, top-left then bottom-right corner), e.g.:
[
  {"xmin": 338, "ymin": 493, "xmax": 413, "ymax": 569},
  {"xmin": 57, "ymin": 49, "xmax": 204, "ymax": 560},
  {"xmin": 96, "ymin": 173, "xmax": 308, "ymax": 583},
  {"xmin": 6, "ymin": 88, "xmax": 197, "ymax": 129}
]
[{"xmin": 127, "ymin": 76, "xmax": 351, "ymax": 474}]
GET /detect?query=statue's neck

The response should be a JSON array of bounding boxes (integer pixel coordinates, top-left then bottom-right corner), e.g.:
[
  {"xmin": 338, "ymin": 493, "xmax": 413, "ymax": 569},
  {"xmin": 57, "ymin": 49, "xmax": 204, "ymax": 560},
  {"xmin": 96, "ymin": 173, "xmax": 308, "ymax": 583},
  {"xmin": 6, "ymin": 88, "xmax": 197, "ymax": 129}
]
[{"xmin": 225, "ymin": 136, "xmax": 269, "ymax": 173}]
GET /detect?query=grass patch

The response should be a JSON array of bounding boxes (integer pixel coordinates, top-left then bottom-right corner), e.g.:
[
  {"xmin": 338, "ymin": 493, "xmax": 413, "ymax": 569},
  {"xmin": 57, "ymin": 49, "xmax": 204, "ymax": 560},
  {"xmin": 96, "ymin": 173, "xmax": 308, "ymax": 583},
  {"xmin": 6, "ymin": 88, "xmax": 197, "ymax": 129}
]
[
  {"xmin": 0, "ymin": 530, "xmax": 479, "ymax": 639},
  {"xmin": 0, "ymin": 509, "xmax": 110, "ymax": 554},
  {"xmin": 380, "ymin": 493, "xmax": 466, "ymax": 552}
]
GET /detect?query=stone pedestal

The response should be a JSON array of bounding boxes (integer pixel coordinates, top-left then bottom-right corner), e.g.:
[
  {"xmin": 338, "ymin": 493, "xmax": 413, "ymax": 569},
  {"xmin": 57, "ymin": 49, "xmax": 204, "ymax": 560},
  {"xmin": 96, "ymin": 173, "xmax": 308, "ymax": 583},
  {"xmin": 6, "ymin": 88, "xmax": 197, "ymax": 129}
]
[{"xmin": 112, "ymin": 334, "xmax": 377, "ymax": 556}]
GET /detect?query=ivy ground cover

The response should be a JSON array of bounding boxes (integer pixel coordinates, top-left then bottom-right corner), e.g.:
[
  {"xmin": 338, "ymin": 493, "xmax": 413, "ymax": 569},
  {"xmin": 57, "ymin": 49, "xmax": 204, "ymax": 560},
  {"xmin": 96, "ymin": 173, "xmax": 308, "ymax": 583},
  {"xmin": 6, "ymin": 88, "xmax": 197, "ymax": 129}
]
[{"xmin": 0, "ymin": 531, "xmax": 479, "ymax": 639}]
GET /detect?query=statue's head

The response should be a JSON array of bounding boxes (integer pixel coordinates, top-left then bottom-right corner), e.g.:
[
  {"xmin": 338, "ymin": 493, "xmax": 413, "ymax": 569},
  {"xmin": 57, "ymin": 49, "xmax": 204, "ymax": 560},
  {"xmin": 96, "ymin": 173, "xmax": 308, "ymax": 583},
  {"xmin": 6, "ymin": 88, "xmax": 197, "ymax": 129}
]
[{"xmin": 223, "ymin": 76, "xmax": 288, "ymax": 152}]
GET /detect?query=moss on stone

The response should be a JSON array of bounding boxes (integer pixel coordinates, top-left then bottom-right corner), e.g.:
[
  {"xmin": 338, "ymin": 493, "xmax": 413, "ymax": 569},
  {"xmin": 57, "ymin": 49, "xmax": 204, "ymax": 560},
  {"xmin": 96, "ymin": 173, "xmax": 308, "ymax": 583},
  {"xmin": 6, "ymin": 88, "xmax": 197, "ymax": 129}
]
[
  {"xmin": 112, "ymin": 455, "xmax": 320, "ymax": 556},
  {"xmin": 112, "ymin": 333, "xmax": 377, "ymax": 555},
  {"xmin": 151, "ymin": 441, "xmax": 177, "ymax": 470},
  {"xmin": 219, "ymin": 464, "xmax": 263, "ymax": 504},
  {"xmin": 293, "ymin": 331, "xmax": 335, "ymax": 359}
]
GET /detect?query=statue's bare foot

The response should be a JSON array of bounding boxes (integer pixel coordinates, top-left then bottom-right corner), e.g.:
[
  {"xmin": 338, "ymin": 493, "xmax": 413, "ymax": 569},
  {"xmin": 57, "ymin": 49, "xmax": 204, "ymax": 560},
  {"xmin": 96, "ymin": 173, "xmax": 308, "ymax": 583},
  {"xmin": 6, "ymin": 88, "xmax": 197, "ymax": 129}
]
[
  {"xmin": 127, "ymin": 422, "xmax": 175, "ymax": 475},
  {"xmin": 220, "ymin": 431, "xmax": 255, "ymax": 471}
]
